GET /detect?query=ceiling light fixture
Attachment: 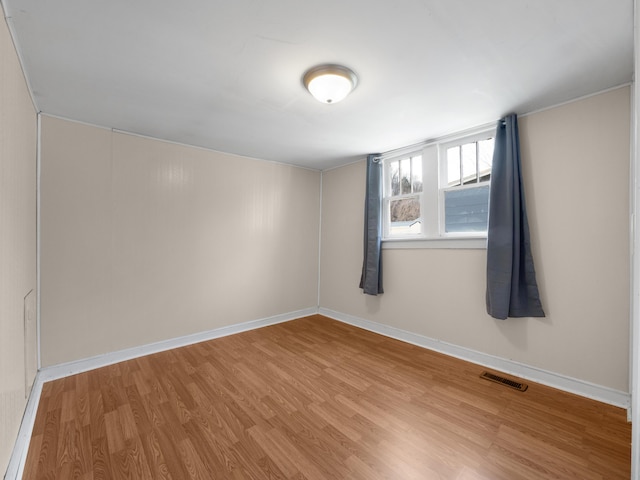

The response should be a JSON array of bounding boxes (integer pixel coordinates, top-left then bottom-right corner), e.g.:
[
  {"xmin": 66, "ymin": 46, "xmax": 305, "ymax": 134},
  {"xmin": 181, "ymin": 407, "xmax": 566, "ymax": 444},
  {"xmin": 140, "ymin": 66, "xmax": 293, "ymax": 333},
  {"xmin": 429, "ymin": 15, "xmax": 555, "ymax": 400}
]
[{"xmin": 302, "ymin": 64, "xmax": 358, "ymax": 104}]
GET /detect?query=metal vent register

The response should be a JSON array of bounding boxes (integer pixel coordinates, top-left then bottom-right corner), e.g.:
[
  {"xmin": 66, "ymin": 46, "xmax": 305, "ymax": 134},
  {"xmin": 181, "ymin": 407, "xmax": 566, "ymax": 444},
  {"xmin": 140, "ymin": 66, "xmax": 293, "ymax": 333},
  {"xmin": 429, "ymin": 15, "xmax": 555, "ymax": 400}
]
[{"xmin": 480, "ymin": 371, "xmax": 528, "ymax": 392}]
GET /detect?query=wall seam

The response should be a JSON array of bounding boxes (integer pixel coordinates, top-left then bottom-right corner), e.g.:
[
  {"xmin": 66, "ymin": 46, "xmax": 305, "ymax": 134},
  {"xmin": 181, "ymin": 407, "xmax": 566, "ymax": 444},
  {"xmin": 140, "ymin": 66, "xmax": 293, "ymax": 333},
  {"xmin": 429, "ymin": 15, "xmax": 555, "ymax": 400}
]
[
  {"xmin": 36, "ymin": 113, "xmax": 41, "ymax": 370},
  {"xmin": 317, "ymin": 171, "xmax": 323, "ymax": 308}
]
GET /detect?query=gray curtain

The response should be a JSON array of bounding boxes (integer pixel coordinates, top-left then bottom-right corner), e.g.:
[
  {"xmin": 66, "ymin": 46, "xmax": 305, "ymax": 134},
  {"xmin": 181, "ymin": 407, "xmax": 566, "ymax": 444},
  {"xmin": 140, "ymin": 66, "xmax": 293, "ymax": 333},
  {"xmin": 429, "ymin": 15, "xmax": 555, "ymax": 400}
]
[
  {"xmin": 360, "ymin": 154, "xmax": 383, "ymax": 295},
  {"xmin": 486, "ymin": 114, "xmax": 545, "ymax": 319}
]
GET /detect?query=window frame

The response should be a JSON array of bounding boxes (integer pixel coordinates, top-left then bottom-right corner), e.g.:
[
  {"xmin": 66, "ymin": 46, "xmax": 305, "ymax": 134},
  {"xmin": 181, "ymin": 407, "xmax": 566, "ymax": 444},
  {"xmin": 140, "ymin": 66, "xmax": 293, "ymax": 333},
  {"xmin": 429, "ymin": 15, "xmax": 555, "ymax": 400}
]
[
  {"xmin": 437, "ymin": 130, "xmax": 495, "ymax": 238},
  {"xmin": 381, "ymin": 126, "xmax": 495, "ymax": 249},
  {"xmin": 382, "ymin": 151, "xmax": 425, "ymax": 239}
]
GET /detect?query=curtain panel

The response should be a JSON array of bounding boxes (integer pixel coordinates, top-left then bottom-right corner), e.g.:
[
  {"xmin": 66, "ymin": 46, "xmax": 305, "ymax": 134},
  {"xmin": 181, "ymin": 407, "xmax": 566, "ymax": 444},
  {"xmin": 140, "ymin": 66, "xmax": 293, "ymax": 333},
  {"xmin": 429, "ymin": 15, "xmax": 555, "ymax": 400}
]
[
  {"xmin": 486, "ymin": 114, "xmax": 545, "ymax": 319},
  {"xmin": 360, "ymin": 154, "xmax": 384, "ymax": 295}
]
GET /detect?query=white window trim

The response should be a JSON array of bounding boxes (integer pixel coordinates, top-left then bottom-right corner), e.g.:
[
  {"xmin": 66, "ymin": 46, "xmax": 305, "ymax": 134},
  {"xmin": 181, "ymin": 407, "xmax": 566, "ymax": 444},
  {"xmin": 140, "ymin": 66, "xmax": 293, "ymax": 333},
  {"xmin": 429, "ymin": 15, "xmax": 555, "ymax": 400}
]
[
  {"xmin": 381, "ymin": 125, "xmax": 495, "ymax": 249},
  {"xmin": 382, "ymin": 237, "xmax": 487, "ymax": 249}
]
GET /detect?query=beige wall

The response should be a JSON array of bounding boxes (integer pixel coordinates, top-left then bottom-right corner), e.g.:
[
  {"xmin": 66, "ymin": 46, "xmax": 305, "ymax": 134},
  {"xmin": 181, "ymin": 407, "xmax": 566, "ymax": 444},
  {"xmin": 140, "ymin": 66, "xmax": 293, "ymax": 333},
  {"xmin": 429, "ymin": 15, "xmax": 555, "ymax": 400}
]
[
  {"xmin": 320, "ymin": 86, "xmax": 631, "ymax": 392},
  {"xmin": 40, "ymin": 116, "xmax": 320, "ymax": 367},
  {"xmin": 0, "ymin": 11, "xmax": 37, "ymax": 475}
]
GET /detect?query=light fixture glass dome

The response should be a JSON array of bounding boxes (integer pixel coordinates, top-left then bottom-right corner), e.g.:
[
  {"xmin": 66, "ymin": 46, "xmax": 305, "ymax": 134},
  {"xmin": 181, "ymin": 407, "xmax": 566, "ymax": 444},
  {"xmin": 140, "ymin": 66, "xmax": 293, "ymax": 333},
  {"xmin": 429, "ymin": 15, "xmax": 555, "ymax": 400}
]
[{"xmin": 303, "ymin": 65, "xmax": 358, "ymax": 104}]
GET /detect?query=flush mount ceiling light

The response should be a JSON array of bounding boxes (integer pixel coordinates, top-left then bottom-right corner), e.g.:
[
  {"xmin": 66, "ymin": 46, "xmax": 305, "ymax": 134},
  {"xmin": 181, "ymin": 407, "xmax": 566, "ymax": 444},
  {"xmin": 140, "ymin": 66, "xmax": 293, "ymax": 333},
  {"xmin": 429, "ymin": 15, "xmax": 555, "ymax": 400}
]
[{"xmin": 302, "ymin": 64, "xmax": 358, "ymax": 104}]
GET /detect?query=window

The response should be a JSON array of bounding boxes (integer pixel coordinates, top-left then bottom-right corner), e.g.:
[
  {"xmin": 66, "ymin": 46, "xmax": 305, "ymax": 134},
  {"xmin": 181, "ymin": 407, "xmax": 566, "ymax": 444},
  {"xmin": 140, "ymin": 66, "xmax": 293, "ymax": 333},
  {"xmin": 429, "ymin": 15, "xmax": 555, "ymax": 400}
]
[
  {"xmin": 440, "ymin": 134, "xmax": 494, "ymax": 235},
  {"xmin": 382, "ymin": 128, "xmax": 494, "ymax": 245},
  {"xmin": 383, "ymin": 154, "xmax": 423, "ymax": 237}
]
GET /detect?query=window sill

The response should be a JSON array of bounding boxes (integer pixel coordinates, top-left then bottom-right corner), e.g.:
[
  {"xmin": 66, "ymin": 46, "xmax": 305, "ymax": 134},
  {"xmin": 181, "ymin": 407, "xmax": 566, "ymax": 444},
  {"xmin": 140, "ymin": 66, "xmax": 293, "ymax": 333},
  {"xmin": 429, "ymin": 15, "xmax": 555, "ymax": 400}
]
[{"xmin": 382, "ymin": 236, "xmax": 487, "ymax": 249}]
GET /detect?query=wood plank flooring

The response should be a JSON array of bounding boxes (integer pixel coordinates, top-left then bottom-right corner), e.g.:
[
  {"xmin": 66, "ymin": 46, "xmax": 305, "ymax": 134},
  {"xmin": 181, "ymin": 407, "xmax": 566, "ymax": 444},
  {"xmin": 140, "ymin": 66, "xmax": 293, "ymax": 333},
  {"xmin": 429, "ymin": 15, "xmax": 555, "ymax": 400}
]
[{"xmin": 22, "ymin": 315, "xmax": 631, "ymax": 479}]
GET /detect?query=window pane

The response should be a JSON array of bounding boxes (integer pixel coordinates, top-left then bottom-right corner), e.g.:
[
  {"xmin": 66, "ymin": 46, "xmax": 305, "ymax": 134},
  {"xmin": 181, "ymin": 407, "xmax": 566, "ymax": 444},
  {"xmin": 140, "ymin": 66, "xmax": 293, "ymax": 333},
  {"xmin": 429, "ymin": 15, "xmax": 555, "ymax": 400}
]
[
  {"xmin": 461, "ymin": 142, "xmax": 477, "ymax": 184},
  {"xmin": 444, "ymin": 185, "xmax": 490, "ymax": 233},
  {"xmin": 478, "ymin": 138, "xmax": 494, "ymax": 182},
  {"xmin": 412, "ymin": 156, "xmax": 422, "ymax": 193},
  {"xmin": 390, "ymin": 160, "xmax": 400, "ymax": 196},
  {"xmin": 447, "ymin": 147, "xmax": 461, "ymax": 186},
  {"xmin": 390, "ymin": 196, "xmax": 420, "ymax": 222},
  {"xmin": 390, "ymin": 196, "xmax": 421, "ymax": 235},
  {"xmin": 400, "ymin": 158, "xmax": 411, "ymax": 194}
]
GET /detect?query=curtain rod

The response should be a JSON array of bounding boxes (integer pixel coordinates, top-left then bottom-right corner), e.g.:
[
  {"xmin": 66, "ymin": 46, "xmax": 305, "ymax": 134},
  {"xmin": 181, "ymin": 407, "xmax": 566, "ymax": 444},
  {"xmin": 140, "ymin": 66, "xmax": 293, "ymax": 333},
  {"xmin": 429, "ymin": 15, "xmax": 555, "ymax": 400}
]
[{"xmin": 377, "ymin": 119, "xmax": 499, "ymax": 161}]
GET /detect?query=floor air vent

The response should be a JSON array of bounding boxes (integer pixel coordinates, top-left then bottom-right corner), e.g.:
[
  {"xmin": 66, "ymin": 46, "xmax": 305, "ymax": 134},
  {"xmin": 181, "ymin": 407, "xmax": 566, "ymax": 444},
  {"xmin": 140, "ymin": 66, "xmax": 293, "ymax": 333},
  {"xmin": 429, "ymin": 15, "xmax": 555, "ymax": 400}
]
[{"xmin": 480, "ymin": 371, "xmax": 528, "ymax": 392}]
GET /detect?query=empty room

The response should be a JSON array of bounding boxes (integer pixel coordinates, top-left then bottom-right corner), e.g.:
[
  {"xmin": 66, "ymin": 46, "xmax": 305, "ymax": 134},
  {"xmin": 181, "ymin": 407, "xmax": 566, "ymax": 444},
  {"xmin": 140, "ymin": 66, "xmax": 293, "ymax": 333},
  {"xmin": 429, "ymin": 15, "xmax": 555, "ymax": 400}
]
[{"xmin": 1, "ymin": 0, "xmax": 639, "ymax": 479}]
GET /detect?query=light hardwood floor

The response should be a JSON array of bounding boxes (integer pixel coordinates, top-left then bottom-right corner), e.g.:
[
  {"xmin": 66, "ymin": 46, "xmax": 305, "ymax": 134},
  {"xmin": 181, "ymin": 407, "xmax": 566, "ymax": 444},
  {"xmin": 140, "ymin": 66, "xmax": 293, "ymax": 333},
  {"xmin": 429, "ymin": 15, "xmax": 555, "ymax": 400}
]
[{"xmin": 22, "ymin": 315, "xmax": 631, "ymax": 479}]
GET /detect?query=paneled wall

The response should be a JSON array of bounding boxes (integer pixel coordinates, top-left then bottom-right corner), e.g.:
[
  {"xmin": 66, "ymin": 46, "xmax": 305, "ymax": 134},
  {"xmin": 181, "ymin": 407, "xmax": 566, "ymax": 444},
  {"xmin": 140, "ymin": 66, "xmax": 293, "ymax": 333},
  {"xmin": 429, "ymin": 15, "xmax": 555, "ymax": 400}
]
[
  {"xmin": 0, "ymin": 10, "xmax": 37, "ymax": 475},
  {"xmin": 320, "ymin": 86, "xmax": 631, "ymax": 393},
  {"xmin": 40, "ymin": 116, "xmax": 320, "ymax": 367}
]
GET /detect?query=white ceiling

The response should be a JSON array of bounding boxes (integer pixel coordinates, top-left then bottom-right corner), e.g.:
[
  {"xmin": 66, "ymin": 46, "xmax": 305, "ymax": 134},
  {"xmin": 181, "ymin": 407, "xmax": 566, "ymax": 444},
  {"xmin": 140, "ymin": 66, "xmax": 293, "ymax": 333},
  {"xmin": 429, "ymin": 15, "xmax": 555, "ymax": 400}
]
[{"xmin": 2, "ymin": 0, "xmax": 634, "ymax": 170}]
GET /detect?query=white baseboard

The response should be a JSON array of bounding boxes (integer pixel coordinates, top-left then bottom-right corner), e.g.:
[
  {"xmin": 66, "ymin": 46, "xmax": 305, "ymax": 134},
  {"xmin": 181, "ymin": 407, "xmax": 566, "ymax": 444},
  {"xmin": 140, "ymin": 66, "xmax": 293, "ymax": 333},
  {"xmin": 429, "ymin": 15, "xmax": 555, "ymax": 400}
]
[
  {"xmin": 39, "ymin": 307, "xmax": 318, "ymax": 383},
  {"xmin": 7, "ymin": 305, "xmax": 629, "ymax": 479},
  {"xmin": 5, "ymin": 307, "xmax": 318, "ymax": 479},
  {"xmin": 318, "ymin": 308, "xmax": 630, "ymax": 410},
  {"xmin": 4, "ymin": 372, "xmax": 44, "ymax": 480}
]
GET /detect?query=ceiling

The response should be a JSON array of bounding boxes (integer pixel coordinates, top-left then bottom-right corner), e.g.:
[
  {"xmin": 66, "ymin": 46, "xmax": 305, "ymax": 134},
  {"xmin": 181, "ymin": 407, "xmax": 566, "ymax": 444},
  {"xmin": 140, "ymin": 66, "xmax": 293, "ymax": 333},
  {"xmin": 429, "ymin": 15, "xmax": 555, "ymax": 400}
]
[{"xmin": 2, "ymin": 0, "xmax": 634, "ymax": 170}]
